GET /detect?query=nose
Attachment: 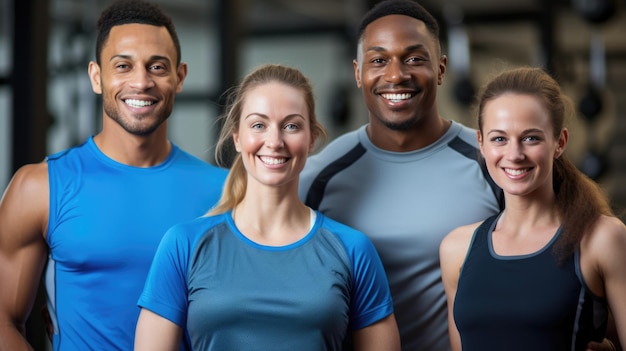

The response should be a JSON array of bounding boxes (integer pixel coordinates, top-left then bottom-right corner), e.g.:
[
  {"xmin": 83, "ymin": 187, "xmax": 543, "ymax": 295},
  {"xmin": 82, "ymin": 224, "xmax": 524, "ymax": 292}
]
[
  {"xmin": 129, "ymin": 67, "xmax": 155, "ymax": 90},
  {"xmin": 506, "ymin": 142, "xmax": 525, "ymax": 161},
  {"xmin": 384, "ymin": 60, "xmax": 409, "ymax": 83},
  {"xmin": 265, "ymin": 126, "xmax": 284, "ymax": 149}
]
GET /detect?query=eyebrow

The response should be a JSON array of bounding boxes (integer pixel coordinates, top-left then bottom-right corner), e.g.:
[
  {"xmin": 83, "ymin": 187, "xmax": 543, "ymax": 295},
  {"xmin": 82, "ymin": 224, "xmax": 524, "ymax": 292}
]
[
  {"xmin": 487, "ymin": 128, "xmax": 545, "ymax": 135},
  {"xmin": 365, "ymin": 44, "xmax": 426, "ymax": 53},
  {"xmin": 244, "ymin": 113, "xmax": 306, "ymax": 121},
  {"xmin": 109, "ymin": 54, "xmax": 172, "ymax": 64}
]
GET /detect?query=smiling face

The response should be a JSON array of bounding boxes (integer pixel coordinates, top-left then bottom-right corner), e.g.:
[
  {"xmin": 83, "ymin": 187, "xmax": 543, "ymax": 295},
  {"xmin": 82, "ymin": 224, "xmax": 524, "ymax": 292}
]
[
  {"xmin": 479, "ymin": 93, "xmax": 568, "ymax": 198},
  {"xmin": 88, "ymin": 23, "xmax": 186, "ymax": 136},
  {"xmin": 354, "ymin": 14, "xmax": 445, "ymax": 132},
  {"xmin": 233, "ymin": 81, "xmax": 314, "ymax": 189}
]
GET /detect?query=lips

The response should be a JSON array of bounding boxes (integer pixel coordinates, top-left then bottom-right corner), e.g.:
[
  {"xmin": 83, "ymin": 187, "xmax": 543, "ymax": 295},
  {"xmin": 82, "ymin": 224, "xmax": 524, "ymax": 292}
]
[
  {"xmin": 504, "ymin": 167, "xmax": 532, "ymax": 176},
  {"xmin": 124, "ymin": 99, "xmax": 155, "ymax": 108},
  {"xmin": 381, "ymin": 93, "xmax": 414, "ymax": 102},
  {"xmin": 259, "ymin": 156, "xmax": 287, "ymax": 165}
]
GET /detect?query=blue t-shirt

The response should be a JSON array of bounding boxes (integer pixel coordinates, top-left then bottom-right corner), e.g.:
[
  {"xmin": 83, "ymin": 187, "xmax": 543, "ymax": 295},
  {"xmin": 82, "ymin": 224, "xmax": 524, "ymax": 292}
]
[
  {"xmin": 45, "ymin": 136, "xmax": 227, "ymax": 350},
  {"xmin": 138, "ymin": 211, "xmax": 394, "ymax": 351}
]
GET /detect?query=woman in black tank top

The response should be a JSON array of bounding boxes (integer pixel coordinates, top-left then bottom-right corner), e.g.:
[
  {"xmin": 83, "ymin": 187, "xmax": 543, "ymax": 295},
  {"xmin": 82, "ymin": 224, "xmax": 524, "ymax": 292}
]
[{"xmin": 440, "ymin": 67, "xmax": 626, "ymax": 351}]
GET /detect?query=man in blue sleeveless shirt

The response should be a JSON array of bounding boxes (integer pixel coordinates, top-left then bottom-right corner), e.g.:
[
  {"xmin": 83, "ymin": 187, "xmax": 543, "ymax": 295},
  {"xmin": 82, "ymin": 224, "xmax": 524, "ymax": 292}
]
[{"xmin": 0, "ymin": 1, "xmax": 226, "ymax": 350}]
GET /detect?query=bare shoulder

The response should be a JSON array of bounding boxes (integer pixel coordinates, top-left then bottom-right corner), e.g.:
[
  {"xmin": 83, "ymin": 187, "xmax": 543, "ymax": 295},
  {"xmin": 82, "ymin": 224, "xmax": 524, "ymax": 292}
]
[
  {"xmin": 2, "ymin": 162, "xmax": 49, "ymax": 205},
  {"xmin": 0, "ymin": 161, "xmax": 50, "ymax": 241},
  {"xmin": 585, "ymin": 215, "xmax": 626, "ymax": 251},
  {"xmin": 441, "ymin": 221, "xmax": 482, "ymax": 253},
  {"xmin": 581, "ymin": 215, "xmax": 626, "ymax": 274},
  {"xmin": 440, "ymin": 220, "xmax": 484, "ymax": 297},
  {"xmin": 440, "ymin": 220, "xmax": 483, "ymax": 268},
  {"xmin": 597, "ymin": 214, "xmax": 626, "ymax": 234}
]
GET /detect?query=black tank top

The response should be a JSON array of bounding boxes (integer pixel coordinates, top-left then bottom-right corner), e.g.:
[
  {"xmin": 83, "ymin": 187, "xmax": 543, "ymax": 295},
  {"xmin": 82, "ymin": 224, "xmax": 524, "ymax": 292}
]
[{"xmin": 453, "ymin": 214, "xmax": 608, "ymax": 351}]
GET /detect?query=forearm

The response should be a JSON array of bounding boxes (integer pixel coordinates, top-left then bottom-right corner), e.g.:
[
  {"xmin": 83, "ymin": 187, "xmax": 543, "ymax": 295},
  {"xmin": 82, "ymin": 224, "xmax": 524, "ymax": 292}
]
[{"xmin": 0, "ymin": 326, "xmax": 34, "ymax": 351}]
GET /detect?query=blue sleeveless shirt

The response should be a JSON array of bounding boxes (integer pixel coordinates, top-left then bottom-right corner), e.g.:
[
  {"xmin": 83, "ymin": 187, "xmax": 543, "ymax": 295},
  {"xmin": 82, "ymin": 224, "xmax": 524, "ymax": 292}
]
[{"xmin": 45, "ymin": 137, "xmax": 227, "ymax": 350}]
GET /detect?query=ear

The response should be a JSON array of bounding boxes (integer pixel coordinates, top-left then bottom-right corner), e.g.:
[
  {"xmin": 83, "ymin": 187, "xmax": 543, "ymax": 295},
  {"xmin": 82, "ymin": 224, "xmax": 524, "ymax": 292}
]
[
  {"xmin": 555, "ymin": 128, "xmax": 569, "ymax": 158},
  {"xmin": 353, "ymin": 59, "xmax": 362, "ymax": 88},
  {"xmin": 308, "ymin": 134, "xmax": 316, "ymax": 154},
  {"xmin": 233, "ymin": 133, "xmax": 241, "ymax": 153},
  {"xmin": 175, "ymin": 62, "xmax": 188, "ymax": 93},
  {"xmin": 88, "ymin": 61, "xmax": 102, "ymax": 94},
  {"xmin": 477, "ymin": 130, "xmax": 485, "ymax": 155},
  {"xmin": 438, "ymin": 55, "xmax": 447, "ymax": 85}
]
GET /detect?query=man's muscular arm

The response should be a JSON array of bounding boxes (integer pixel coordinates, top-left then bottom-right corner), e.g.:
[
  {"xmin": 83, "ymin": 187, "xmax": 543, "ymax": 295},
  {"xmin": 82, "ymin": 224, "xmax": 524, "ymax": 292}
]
[{"xmin": 0, "ymin": 163, "xmax": 49, "ymax": 351}]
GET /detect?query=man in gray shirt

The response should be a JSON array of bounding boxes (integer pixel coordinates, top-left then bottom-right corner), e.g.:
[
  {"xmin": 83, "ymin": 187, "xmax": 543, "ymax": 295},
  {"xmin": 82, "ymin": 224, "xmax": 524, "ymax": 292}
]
[{"xmin": 299, "ymin": 1, "xmax": 502, "ymax": 349}]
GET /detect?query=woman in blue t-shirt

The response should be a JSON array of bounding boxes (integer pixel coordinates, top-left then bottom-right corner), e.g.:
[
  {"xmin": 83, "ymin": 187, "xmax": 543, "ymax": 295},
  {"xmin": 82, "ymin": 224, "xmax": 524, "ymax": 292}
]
[{"xmin": 134, "ymin": 63, "xmax": 400, "ymax": 351}]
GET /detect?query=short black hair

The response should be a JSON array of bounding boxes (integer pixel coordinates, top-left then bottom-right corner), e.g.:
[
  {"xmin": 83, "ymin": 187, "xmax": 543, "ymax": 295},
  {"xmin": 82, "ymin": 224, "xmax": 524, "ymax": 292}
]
[
  {"xmin": 357, "ymin": 0, "xmax": 440, "ymax": 43},
  {"xmin": 95, "ymin": 0, "xmax": 181, "ymax": 66}
]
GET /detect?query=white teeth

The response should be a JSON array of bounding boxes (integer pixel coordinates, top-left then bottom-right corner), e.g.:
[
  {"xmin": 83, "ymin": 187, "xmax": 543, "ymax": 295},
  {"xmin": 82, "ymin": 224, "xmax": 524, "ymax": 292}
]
[
  {"xmin": 505, "ymin": 168, "xmax": 528, "ymax": 176},
  {"xmin": 260, "ymin": 156, "xmax": 287, "ymax": 165},
  {"xmin": 381, "ymin": 93, "xmax": 412, "ymax": 102},
  {"xmin": 125, "ymin": 99, "xmax": 154, "ymax": 108}
]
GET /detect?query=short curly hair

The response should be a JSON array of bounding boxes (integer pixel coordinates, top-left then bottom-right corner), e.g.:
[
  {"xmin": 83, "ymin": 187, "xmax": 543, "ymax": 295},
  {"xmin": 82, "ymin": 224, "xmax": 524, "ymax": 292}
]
[
  {"xmin": 95, "ymin": 0, "xmax": 181, "ymax": 66},
  {"xmin": 357, "ymin": 0, "xmax": 440, "ymax": 43}
]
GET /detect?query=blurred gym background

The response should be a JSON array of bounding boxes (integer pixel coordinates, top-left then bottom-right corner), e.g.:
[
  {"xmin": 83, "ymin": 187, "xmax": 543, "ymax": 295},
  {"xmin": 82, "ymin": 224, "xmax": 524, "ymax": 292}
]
[{"xmin": 0, "ymin": 0, "xmax": 625, "ymax": 347}]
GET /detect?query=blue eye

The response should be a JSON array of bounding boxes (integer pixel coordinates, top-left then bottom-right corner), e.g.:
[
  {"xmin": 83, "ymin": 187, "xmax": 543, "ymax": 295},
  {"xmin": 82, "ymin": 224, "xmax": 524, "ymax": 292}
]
[
  {"xmin": 523, "ymin": 136, "xmax": 539, "ymax": 142},
  {"xmin": 285, "ymin": 123, "xmax": 299, "ymax": 131}
]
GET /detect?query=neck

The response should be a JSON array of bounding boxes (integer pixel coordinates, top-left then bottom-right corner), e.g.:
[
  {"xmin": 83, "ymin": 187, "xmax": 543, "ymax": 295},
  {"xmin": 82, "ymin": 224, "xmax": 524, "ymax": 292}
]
[
  {"xmin": 233, "ymin": 187, "xmax": 310, "ymax": 246},
  {"xmin": 367, "ymin": 116, "xmax": 451, "ymax": 152},
  {"xmin": 93, "ymin": 123, "xmax": 171, "ymax": 167},
  {"xmin": 499, "ymin": 190, "xmax": 560, "ymax": 230}
]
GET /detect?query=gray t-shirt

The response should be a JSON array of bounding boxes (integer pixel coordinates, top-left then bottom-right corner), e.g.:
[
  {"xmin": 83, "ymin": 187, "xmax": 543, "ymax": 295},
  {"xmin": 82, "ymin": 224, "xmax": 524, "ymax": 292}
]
[{"xmin": 299, "ymin": 121, "xmax": 502, "ymax": 351}]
